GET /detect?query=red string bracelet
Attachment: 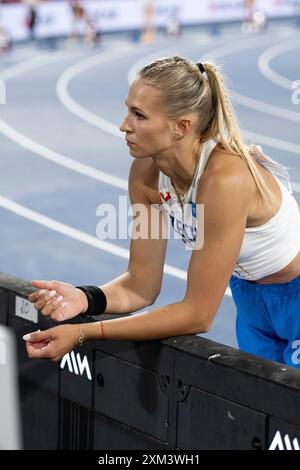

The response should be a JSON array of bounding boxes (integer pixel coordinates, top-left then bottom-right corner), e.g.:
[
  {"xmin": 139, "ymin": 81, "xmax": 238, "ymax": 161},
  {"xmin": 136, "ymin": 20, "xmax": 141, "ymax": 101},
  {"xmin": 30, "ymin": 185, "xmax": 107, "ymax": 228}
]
[{"xmin": 99, "ymin": 321, "xmax": 105, "ymax": 339}]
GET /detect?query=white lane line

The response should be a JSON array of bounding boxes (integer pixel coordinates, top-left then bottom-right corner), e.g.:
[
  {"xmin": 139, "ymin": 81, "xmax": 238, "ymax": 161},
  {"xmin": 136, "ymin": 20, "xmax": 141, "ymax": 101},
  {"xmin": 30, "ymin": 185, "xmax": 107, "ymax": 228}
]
[
  {"xmin": 130, "ymin": 40, "xmax": 300, "ymax": 173},
  {"xmin": 201, "ymin": 34, "xmax": 275, "ymax": 62},
  {"xmin": 0, "ymin": 118, "xmax": 128, "ymax": 190},
  {"xmin": 126, "ymin": 38, "xmax": 300, "ymax": 188},
  {"xmin": 258, "ymin": 40, "xmax": 299, "ymax": 90},
  {"xmin": 0, "ymin": 50, "xmax": 128, "ymax": 191},
  {"xmin": 0, "ymin": 195, "xmax": 187, "ymax": 282},
  {"xmin": 0, "ymin": 51, "xmax": 77, "ymax": 81},
  {"xmin": 242, "ymin": 129, "xmax": 300, "ymax": 159},
  {"xmin": 57, "ymin": 33, "xmax": 237, "ymax": 135},
  {"xmin": 58, "ymin": 33, "xmax": 300, "ymax": 161},
  {"xmin": 231, "ymin": 90, "xmax": 300, "ymax": 123},
  {"xmin": 201, "ymin": 36, "xmax": 300, "ymax": 124},
  {"xmin": 292, "ymin": 181, "xmax": 300, "ymax": 193},
  {"xmin": 57, "ymin": 36, "xmax": 266, "ymax": 137},
  {"xmin": 56, "ymin": 41, "xmax": 200, "ymax": 135},
  {"xmin": 0, "ymin": 194, "xmax": 232, "ymax": 295},
  {"xmin": 127, "ymin": 34, "xmax": 214, "ymax": 85},
  {"xmin": 0, "ymin": 39, "xmax": 299, "ymax": 195},
  {"xmin": 56, "ymin": 34, "xmax": 300, "ymax": 192},
  {"xmin": 200, "ymin": 37, "xmax": 300, "ymax": 164},
  {"xmin": 56, "ymin": 45, "xmax": 135, "ymax": 137}
]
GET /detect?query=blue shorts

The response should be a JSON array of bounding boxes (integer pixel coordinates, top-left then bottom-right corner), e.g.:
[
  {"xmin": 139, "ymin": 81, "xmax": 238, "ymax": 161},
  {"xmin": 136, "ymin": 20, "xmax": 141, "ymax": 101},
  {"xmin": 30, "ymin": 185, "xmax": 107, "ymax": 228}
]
[{"xmin": 229, "ymin": 275, "xmax": 300, "ymax": 368}]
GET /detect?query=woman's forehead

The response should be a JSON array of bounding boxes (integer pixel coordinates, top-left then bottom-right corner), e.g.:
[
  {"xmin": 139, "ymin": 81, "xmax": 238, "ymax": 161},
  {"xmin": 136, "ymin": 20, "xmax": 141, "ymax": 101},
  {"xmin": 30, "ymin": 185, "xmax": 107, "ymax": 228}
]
[{"xmin": 127, "ymin": 79, "xmax": 160, "ymax": 110}]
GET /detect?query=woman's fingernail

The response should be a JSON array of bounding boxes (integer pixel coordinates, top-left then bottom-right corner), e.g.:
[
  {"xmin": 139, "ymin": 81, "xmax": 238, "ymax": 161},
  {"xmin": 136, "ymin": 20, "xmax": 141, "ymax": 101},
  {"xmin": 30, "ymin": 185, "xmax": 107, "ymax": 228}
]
[
  {"xmin": 56, "ymin": 296, "xmax": 63, "ymax": 303},
  {"xmin": 49, "ymin": 290, "xmax": 56, "ymax": 298},
  {"xmin": 23, "ymin": 334, "xmax": 31, "ymax": 341}
]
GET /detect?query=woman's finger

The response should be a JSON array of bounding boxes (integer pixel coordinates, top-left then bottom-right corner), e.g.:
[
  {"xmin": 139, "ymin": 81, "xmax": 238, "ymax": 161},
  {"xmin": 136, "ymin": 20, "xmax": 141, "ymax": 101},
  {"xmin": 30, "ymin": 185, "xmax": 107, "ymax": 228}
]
[
  {"xmin": 27, "ymin": 339, "xmax": 50, "ymax": 350},
  {"xmin": 34, "ymin": 290, "xmax": 57, "ymax": 311},
  {"xmin": 26, "ymin": 341, "xmax": 53, "ymax": 359},
  {"xmin": 52, "ymin": 352, "xmax": 64, "ymax": 363},
  {"xmin": 41, "ymin": 296, "xmax": 64, "ymax": 317},
  {"xmin": 28, "ymin": 289, "xmax": 46, "ymax": 303},
  {"xmin": 23, "ymin": 329, "xmax": 52, "ymax": 344},
  {"xmin": 31, "ymin": 280, "xmax": 59, "ymax": 291},
  {"xmin": 51, "ymin": 302, "xmax": 66, "ymax": 322}
]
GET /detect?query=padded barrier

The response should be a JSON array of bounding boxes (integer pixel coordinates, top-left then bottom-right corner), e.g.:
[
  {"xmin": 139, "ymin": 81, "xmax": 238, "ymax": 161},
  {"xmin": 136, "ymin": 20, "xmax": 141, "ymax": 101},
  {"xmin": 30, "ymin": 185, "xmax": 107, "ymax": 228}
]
[{"xmin": 1, "ymin": 272, "xmax": 300, "ymax": 450}]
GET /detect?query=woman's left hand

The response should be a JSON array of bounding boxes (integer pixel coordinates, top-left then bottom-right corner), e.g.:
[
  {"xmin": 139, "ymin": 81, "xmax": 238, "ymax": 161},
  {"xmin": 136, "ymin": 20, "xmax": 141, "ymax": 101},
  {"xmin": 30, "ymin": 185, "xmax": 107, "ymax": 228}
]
[{"xmin": 23, "ymin": 324, "xmax": 81, "ymax": 361}]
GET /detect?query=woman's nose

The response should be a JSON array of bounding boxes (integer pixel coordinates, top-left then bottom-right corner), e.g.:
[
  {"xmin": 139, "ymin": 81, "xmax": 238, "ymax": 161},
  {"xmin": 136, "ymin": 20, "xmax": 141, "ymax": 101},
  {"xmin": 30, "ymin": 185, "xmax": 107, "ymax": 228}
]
[{"xmin": 119, "ymin": 115, "xmax": 132, "ymax": 133}]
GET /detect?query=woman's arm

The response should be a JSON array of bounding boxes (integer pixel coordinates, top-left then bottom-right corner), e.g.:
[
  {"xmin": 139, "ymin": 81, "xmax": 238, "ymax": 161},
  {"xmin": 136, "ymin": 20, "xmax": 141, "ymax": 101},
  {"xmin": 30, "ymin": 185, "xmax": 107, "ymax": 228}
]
[
  {"xmin": 88, "ymin": 159, "xmax": 252, "ymax": 339},
  {"xmin": 98, "ymin": 158, "xmax": 168, "ymax": 313},
  {"xmin": 29, "ymin": 159, "xmax": 168, "ymax": 319},
  {"xmin": 25, "ymin": 158, "xmax": 251, "ymax": 360}
]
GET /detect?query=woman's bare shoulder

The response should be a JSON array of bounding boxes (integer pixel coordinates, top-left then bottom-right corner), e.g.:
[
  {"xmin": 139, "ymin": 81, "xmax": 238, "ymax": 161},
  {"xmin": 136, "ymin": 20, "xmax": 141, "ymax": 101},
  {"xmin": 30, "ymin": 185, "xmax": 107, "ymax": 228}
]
[
  {"xmin": 200, "ymin": 145, "xmax": 255, "ymax": 200},
  {"xmin": 129, "ymin": 158, "xmax": 160, "ymax": 203},
  {"xmin": 207, "ymin": 145, "xmax": 253, "ymax": 178}
]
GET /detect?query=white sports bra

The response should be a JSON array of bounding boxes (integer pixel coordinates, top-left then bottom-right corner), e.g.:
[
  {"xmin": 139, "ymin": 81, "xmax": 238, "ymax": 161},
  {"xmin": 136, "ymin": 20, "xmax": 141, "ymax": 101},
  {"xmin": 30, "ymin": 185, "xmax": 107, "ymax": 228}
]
[{"xmin": 158, "ymin": 139, "xmax": 300, "ymax": 281}]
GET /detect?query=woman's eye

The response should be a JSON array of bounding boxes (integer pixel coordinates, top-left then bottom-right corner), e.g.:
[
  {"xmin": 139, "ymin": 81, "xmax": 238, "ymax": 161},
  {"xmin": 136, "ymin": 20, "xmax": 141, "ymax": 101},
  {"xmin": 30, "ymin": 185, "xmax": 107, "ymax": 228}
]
[{"xmin": 135, "ymin": 112, "xmax": 145, "ymax": 120}]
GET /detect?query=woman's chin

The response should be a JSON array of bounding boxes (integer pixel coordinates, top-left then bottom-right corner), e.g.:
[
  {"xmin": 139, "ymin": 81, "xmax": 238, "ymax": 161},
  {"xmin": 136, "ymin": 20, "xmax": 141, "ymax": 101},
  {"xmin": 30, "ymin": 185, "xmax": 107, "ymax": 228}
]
[{"xmin": 129, "ymin": 150, "xmax": 146, "ymax": 158}]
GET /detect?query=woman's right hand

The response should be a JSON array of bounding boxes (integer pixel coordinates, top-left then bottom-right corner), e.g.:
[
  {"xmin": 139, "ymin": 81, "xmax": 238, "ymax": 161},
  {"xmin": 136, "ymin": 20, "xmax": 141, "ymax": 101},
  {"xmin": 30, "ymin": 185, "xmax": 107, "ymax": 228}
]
[{"xmin": 28, "ymin": 280, "xmax": 88, "ymax": 322}]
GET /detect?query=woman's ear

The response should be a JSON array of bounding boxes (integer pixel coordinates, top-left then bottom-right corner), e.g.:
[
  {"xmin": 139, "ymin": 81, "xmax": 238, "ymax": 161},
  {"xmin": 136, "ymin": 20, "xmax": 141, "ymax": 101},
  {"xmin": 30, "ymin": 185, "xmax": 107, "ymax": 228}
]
[{"xmin": 175, "ymin": 117, "xmax": 192, "ymax": 138}]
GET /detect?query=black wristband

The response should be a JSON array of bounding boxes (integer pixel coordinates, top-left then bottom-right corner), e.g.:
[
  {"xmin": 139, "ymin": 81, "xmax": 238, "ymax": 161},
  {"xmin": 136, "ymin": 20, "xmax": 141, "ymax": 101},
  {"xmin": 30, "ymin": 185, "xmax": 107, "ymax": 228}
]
[{"xmin": 76, "ymin": 285, "xmax": 107, "ymax": 316}]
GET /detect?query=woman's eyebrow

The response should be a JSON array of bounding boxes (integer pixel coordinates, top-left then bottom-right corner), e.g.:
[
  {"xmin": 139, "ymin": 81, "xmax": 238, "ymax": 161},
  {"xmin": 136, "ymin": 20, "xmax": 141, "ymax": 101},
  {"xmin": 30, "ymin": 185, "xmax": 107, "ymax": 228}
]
[{"xmin": 125, "ymin": 100, "xmax": 144, "ymax": 112}]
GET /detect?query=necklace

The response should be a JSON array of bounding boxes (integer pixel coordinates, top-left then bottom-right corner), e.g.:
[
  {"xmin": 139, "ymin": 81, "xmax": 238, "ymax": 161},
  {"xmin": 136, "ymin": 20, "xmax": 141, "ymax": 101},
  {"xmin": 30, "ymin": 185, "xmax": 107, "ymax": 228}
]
[
  {"xmin": 171, "ymin": 182, "xmax": 186, "ymax": 242},
  {"xmin": 170, "ymin": 144, "xmax": 203, "ymax": 205},
  {"xmin": 173, "ymin": 185, "xmax": 186, "ymax": 205},
  {"xmin": 171, "ymin": 180, "xmax": 190, "ymax": 206}
]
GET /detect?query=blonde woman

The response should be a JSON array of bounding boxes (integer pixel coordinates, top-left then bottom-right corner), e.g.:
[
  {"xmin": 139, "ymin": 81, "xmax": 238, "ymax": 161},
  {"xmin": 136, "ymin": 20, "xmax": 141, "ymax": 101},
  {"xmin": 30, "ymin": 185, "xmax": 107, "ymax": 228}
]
[{"xmin": 24, "ymin": 57, "xmax": 300, "ymax": 367}]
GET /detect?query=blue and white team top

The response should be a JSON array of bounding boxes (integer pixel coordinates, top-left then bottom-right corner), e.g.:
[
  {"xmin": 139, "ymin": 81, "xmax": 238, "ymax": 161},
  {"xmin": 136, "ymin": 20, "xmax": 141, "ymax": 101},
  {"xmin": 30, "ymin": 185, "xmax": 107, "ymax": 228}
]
[{"xmin": 158, "ymin": 139, "xmax": 217, "ymax": 249}]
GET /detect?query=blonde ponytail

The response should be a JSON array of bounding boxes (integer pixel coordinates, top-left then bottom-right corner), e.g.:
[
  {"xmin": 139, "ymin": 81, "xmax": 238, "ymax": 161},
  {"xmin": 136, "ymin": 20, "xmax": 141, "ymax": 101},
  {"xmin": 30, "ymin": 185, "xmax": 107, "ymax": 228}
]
[{"xmin": 203, "ymin": 62, "xmax": 279, "ymax": 208}]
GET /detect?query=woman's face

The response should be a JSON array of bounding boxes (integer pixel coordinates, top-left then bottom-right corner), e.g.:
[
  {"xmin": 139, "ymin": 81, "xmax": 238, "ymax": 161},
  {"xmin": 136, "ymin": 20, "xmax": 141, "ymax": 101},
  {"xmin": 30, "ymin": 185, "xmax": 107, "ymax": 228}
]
[{"xmin": 119, "ymin": 79, "xmax": 175, "ymax": 159}]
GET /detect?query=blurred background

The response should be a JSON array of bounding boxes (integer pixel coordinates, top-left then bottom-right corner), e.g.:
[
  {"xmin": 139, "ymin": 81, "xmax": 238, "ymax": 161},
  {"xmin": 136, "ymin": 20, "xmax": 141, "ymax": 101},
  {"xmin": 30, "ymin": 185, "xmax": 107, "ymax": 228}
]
[
  {"xmin": 0, "ymin": 0, "xmax": 299, "ymax": 348},
  {"xmin": 0, "ymin": 0, "xmax": 298, "ymax": 45}
]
